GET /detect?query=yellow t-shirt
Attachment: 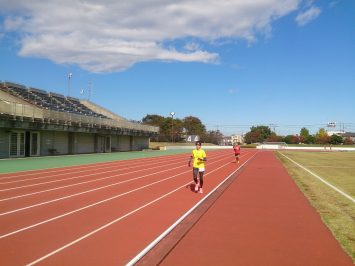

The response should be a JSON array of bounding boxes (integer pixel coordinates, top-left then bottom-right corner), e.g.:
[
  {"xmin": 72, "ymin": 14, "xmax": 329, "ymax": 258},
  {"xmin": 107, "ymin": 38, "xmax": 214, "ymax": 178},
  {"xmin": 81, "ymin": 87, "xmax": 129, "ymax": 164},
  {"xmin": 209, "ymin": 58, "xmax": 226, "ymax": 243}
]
[{"xmin": 192, "ymin": 149, "xmax": 206, "ymax": 169}]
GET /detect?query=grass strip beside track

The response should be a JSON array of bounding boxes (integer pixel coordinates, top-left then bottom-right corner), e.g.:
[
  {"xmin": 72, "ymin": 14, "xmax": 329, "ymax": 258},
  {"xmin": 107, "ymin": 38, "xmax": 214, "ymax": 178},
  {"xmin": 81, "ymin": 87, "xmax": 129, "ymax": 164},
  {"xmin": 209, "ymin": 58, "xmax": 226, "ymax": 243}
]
[
  {"xmin": 276, "ymin": 151, "xmax": 355, "ymax": 262},
  {"xmin": 0, "ymin": 150, "xmax": 190, "ymax": 174}
]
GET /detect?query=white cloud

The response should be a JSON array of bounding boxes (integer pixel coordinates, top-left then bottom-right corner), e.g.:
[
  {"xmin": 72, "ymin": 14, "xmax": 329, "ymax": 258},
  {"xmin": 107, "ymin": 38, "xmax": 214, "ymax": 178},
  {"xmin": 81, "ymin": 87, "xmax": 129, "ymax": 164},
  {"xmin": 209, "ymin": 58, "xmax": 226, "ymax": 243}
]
[
  {"xmin": 295, "ymin": 5, "xmax": 321, "ymax": 26},
  {"xmin": 184, "ymin": 42, "xmax": 201, "ymax": 52},
  {"xmin": 0, "ymin": 0, "xmax": 301, "ymax": 73}
]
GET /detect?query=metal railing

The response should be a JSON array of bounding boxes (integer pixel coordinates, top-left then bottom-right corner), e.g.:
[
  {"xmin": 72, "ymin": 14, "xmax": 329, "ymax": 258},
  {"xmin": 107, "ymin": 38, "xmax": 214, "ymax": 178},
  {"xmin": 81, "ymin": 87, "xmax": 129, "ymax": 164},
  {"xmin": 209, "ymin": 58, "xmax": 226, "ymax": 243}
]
[{"xmin": 0, "ymin": 98, "xmax": 159, "ymax": 133}]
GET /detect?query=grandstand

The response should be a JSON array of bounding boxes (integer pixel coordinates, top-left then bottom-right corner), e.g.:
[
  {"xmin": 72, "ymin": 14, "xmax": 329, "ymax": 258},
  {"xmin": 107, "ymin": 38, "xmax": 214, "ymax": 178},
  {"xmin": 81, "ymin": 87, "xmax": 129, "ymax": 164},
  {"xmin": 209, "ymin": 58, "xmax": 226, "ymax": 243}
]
[{"xmin": 0, "ymin": 81, "xmax": 159, "ymax": 158}]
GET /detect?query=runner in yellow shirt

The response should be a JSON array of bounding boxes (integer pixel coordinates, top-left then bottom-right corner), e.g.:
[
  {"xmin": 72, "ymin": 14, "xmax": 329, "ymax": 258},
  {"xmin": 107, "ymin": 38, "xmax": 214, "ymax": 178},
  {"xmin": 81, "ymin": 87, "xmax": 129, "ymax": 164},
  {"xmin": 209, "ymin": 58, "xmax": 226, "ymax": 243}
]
[{"xmin": 188, "ymin": 141, "xmax": 207, "ymax": 193}]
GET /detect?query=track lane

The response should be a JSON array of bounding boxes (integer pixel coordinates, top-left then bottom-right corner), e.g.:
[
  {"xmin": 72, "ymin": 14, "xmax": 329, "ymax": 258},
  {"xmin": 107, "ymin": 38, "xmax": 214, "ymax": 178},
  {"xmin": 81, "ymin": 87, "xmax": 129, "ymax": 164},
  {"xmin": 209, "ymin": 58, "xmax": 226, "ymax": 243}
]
[
  {"xmin": 158, "ymin": 151, "xmax": 354, "ymax": 266},
  {"xmin": 0, "ymin": 151, "xmax": 229, "ymax": 214},
  {"xmin": 27, "ymin": 151, "xmax": 257, "ymax": 265},
  {"xmin": 0, "ymin": 149, "xmax": 257, "ymax": 265},
  {"xmin": 0, "ymin": 153, "xmax": 193, "ymax": 191},
  {"xmin": 0, "ymin": 157, "xmax": 197, "ymax": 212},
  {"xmin": 0, "ymin": 151, "xmax": 236, "ymax": 237}
]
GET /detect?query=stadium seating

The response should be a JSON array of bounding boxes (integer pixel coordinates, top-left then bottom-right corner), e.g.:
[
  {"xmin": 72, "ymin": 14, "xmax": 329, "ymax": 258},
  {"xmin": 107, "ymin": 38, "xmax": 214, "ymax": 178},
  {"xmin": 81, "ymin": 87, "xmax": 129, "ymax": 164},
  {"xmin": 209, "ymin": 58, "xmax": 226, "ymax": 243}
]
[{"xmin": 1, "ymin": 82, "xmax": 107, "ymax": 118}]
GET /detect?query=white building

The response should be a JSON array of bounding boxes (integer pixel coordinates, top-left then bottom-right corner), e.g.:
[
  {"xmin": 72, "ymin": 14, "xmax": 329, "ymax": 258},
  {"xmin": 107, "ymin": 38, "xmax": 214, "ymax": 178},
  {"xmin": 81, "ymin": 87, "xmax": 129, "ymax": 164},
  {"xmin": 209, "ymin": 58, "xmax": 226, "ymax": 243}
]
[
  {"xmin": 231, "ymin": 134, "xmax": 244, "ymax": 144},
  {"xmin": 327, "ymin": 130, "xmax": 345, "ymax": 136}
]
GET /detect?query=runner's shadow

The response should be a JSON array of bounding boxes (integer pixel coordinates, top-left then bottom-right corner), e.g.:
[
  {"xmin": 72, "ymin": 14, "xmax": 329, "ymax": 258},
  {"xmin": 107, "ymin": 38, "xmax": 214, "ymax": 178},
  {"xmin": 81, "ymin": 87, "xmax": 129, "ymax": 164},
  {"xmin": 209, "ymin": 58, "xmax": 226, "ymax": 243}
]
[{"xmin": 186, "ymin": 183, "xmax": 196, "ymax": 192}]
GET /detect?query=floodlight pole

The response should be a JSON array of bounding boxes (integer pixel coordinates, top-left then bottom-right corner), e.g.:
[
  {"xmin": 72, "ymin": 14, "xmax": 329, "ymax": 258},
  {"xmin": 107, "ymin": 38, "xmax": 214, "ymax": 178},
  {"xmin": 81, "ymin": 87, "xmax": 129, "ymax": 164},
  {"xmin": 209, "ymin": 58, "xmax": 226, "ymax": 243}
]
[
  {"xmin": 170, "ymin": 111, "xmax": 175, "ymax": 143},
  {"xmin": 67, "ymin": 73, "xmax": 72, "ymax": 96}
]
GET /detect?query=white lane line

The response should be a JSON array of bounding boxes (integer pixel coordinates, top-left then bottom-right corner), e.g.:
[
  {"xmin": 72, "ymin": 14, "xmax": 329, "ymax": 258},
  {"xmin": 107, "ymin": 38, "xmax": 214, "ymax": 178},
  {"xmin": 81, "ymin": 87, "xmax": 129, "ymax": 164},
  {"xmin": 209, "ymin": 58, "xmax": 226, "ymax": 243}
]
[
  {"xmin": 279, "ymin": 152, "xmax": 355, "ymax": 203},
  {"xmin": 25, "ymin": 151, "xmax": 253, "ymax": 266},
  {"xmin": 0, "ymin": 165, "xmax": 184, "ymax": 216},
  {"xmin": 0, "ymin": 153, "xmax": 231, "ymax": 238},
  {"xmin": 0, "ymin": 155, "xmax": 182, "ymax": 185},
  {"xmin": 0, "ymin": 156, "xmax": 191, "ymax": 192},
  {"xmin": 0, "ymin": 152, "xmax": 228, "ymax": 202},
  {"xmin": 126, "ymin": 151, "xmax": 258, "ymax": 266},
  {"xmin": 0, "ymin": 157, "xmax": 151, "ymax": 180},
  {"xmin": 1, "ymin": 169, "xmax": 191, "ymax": 240},
  {"xmin": 0, "ymin": 152, "xmax": 192, "ymax": 180},
  {"xmin": 0, "ymin": 158, "xmax": 189, "ymax": 200},
  {"xmin": 0, "ymin": 149, "xmax": 226, "ymax": 181}
]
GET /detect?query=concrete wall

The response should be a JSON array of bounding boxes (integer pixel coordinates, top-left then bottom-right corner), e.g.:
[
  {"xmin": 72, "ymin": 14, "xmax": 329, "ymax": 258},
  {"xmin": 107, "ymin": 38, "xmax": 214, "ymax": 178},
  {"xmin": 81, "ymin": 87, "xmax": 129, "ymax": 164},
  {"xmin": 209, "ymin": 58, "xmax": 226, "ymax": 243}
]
[
  {"xmin": 132, "ymin": 136, "xmax": 149, "ymax": 150},
  {"xmin": 117, "ymin": 135, "xmax": 131, "ymax": 151},
  {"xmin": 0, "ymin": 126, "xmax": 152, "ymax": 158},
  {"xmin": 0, "ymin": 129, "xmax": 9, "ymax": 158},
  {"xmin": 0, "ymin": 91, "xmax": 44, "ymax": 118},
  {"xmin": 76, "ymin": 132, "xmax": 95, "ymax": 154},
  {"xmin": 41, "ymin": 131, "xmax": 69, "ymax": 155}
]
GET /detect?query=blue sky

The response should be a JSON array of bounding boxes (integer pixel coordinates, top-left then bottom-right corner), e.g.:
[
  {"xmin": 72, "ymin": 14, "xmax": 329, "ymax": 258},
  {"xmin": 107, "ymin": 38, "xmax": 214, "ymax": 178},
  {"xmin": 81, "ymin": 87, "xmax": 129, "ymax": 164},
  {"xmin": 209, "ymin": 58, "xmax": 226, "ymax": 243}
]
[{"xmin": 0, "ymin": 0, "xmax": 354, "ymax": 136}]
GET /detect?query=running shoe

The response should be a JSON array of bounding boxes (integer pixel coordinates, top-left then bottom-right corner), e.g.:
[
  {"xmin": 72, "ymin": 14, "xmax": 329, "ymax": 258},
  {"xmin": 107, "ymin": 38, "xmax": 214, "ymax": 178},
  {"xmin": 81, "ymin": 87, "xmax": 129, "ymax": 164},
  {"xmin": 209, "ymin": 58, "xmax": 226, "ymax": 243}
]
[
  {"xmin": 199, "ymin": 187, "xmax": 203, "ymax": 193},
  {"xmin": 195, "ymin": 184, "xmax": 199, "ymax": 192}
]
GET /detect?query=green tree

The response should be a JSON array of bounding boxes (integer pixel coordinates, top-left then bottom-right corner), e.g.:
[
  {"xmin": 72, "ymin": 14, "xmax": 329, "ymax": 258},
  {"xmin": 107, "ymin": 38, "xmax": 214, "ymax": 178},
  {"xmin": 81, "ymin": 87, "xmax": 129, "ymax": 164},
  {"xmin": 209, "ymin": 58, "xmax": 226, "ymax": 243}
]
[
  {"xmin": 142, "ymin": 114, "xmax": 208, "ymax": 142},
  {"xmin": 266, "ymin": 133, "xmax": 283, "ymax": 142},
  {"xmin": 142, "ymin": 114, "xmax": 164, "ymax": 141},
  {"xmin": 283, "ymin": 135, "xmax": 300, "ymax": 144},
  {"xmin": 244, "ymin": 131, "xmax": 261, "ymax": 144},
  {"xmin": 142, "ymin": 114, "xmax": 165, "ymax": 126},
  {"xmin": 244, "ymin": 125, "xmax": 272, "ymax": 144},
  {"xmin": 159, "ymin": 117, "xmax": 184, "ymax": 142},
  {"xmin": 182, "ymin": 116, "xmax": 206, "ymax": 136},
  {"xmin": 204, "ymin": 130, "xmax": 223, "ymax": 145},
  {"xmin": 159, "ymin": 118, "xmax": 172, "ymax": 141},
  {"xmin": 315, "ymin": 128, "xmax": 330, "ymax": 144},
  {"xmin": 306, "ymin": 135, "xmax": 315, "ymax": 144},
  {"xmin": 299, "ymin": 127, "xmax": 310, "ymax": 143},
  {"xmin": 330, "ymin": 134, "xmax": 343, "ymax": 145},
  {"xmin": 172, "ymin": 118, "xmax": 183, "ymax": 142}
]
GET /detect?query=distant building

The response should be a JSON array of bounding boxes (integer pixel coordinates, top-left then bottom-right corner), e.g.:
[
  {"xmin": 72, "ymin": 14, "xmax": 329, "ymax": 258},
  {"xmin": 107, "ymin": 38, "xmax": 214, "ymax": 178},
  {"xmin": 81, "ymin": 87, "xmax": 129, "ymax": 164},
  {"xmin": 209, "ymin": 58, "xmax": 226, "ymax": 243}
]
[
  {"xmin": 342, "ymin": 132, "xmax": 355, "ymax": 142},
  {"xmin": 220, "ymin": 136, "xmax": 232, "ymax": 146},
  {"xmin": 327, "ymin": 130, "xmax": 345, "ymax": 136},
  {"xmin": 231, "ymin": 134, "xmax": 244, "ymax": 144}
]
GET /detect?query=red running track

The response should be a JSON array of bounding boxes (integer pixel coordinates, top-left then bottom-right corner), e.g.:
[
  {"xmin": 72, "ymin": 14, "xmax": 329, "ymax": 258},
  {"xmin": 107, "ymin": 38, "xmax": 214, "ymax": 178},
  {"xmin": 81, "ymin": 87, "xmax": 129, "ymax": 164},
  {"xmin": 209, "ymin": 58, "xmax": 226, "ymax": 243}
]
[
  {"xmin": 0, "ymin": 149, "xmax": 256, "ymax": 265},
  {"xmin": 0, "ymin": 150, "xmax": 352, "ymax": 265},
  {"xmin": 159, "ymin": 151, "xmax": 353, "ymax": 266}
]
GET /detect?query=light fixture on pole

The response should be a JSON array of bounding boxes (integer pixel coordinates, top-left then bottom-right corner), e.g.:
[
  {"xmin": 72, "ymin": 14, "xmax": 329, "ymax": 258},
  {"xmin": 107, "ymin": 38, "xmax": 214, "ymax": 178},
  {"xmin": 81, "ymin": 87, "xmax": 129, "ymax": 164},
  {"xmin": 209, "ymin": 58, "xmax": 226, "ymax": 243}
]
[
  {"xmin": 170, "ymin": 111, "xmax": 175, "ymax": 143},
  {"xmin": 68, "ymin": 73, "xmax": 73, "ymax": 96}
]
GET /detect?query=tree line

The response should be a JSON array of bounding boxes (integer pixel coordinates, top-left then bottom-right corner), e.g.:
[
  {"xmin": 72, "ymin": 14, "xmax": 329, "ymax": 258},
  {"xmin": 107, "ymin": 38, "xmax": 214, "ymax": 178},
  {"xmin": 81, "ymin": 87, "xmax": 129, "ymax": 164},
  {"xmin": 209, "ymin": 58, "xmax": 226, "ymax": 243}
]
[
  {"xmin": 244, "ymin": 126, "xmax": 353, "ymax": 145},
  {"xmin": 142, "ymin": 114, "xmax": 353, "ymax": 145},
  {"xmin": 142, "ymin": 114, "xmax": 223, "ymax": 144}
]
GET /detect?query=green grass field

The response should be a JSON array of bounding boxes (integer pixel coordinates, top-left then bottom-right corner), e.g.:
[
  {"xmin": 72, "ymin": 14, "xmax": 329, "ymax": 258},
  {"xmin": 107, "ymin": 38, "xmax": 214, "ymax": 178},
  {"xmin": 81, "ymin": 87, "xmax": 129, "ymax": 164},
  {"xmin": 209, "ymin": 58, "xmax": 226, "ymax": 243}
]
[
  {"xmin": 276, "ymin": 151, "xmax": 355, "ymax": 262},
  {"xmin": 0, "ymin": 149, "xmax": 191, "ymax": 174}
]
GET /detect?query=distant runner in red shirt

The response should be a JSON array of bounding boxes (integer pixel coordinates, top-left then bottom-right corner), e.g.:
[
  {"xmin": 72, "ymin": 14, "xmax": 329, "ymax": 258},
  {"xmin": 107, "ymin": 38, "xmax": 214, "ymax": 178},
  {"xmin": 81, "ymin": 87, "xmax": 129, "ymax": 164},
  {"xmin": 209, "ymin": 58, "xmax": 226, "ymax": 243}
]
[{"xmin": 233, "ymin": 143, "xmax": 241, "ymax": 164}]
